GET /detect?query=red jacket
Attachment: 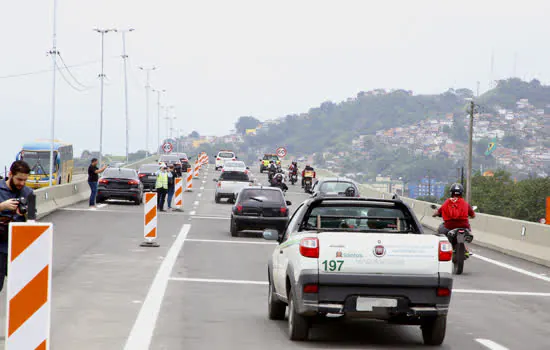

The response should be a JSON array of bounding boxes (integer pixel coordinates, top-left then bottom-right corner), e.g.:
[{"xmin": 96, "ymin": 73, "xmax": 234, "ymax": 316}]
[{"xmin": 437, "ymin": 197, "xmax": 475, "ymax": 230}]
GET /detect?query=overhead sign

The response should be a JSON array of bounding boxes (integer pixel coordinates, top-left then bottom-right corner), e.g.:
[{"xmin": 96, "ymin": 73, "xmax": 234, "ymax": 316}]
[
  {"xmin": 162, "ymin": 142, "xmax": 173, "ymax": 153},
  {"xmin": 276, "ymin": 147, "xmax": 287, "ymax": 158}
]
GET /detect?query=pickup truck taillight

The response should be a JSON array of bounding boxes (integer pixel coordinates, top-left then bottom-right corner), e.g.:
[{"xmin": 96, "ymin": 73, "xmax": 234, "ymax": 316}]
[
  {"xmin": 217, "ymin": 182, "xmax": 221, "ymax": 187},
  {"xmin": 280, "ymin": 207, "xmax": 287, "ymax": 216},
  {"xmin": 437, "ymin": 287, "xmax": 451, "ymax": 297},
  {"xmin": 439, "ymin": 241, "xmax": 452, "ymax": 261},
  {"xmin": 236, "ymin": 205, "xmax": 242, "ymax": 213},
  {"xmin": 303, "ymin": 284, "xmax": 319, "ymax": 293},
  {"xmin": 216, "ymin": 157, "xmax": 221, "ymax": 160},
  {"xmin": 299, "ymin": 238, "xmax": 319, "ymax": 258}
]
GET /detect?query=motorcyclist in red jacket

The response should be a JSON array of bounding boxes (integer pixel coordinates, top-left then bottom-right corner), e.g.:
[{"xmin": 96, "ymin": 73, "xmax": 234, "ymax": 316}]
[{"xmin": 433, "ymin": 183, "xmax": 476, "ymax": 257}]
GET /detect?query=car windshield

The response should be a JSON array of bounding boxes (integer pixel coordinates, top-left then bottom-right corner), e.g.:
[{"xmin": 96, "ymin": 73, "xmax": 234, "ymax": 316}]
[
  {"xmin": 302, "ymin": 204, "xmax": 418, "ymax": 233},
  {"xmin": 103, "ymin": 169, "xmax": 137, "ymax": 179},
  {"xmin": 224, "ymin": 161, "xmax": 245, "ymax": 168},
  {"xmin": 139, "ymin": 165, "xmax": 159, "ymax": 173},
  {"xmin": 263, "ymin": 155, "xmax": 279, "ymax": 161},
  {"xmin": 240, "ymin": 189, "xmax": 283, "ymax": 203},
  {"xmin": 319, "ymin": 181, "xmax": 356, "ymax": 194},
  {"xmin": 160, "ymin": 155, "xmax": 179, "ymax": 163},
  {"xmin": 219, "ymin": 152, "xmax": 234, "ymax": 158},
  {"xmin": 219, "ymin": 171, "xmax": 249, "ymax": 182}
]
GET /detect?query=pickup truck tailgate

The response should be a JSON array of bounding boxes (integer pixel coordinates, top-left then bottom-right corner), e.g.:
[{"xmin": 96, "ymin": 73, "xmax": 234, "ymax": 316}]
[{"xmin": 317, "ymin": 232, "xmax": 440, "ymax": 276}]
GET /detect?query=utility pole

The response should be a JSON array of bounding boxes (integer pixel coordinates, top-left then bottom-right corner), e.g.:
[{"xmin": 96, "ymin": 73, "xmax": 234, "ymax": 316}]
[
  {"xmin": 164, "ymin": 106, "xmax": 175, "ymax": 139},
  {"xmin": 466, "ymin": 100, "xmax": 475, "ymax": 203},
  {"xmin": 94, "ymin": 28, "xmax": 116, "ymax": 167},
  {"xmin": 117, "ymin": 28, "xmax": 134, "ymax": 164},
  {"xmin": 139, "ymin": 66, "xmax": 157, "ymax": 156},
  {"xmin": 476, "ymin": 81, "xmax": 480, "ymax": 98},
  {"xmin": 152, "ymin": 89, "xmax": 166, "ymax": 156},
  {"xmin": 48, "ymin": 0, "xmax": 59, "ymax": 187}
]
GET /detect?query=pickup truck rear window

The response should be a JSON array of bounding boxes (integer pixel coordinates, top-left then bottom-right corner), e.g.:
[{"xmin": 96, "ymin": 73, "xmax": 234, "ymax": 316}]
[
  {"xmin": 220, "ymin": 171, "xmax": 249, "ymax": 182},
  {"xmin": 218, "ymin": 152, "xmax": 235, "ymax": 158},
  {"xmin": 302, "ymin": 205, "xmax": 418, "ymax": 233}
]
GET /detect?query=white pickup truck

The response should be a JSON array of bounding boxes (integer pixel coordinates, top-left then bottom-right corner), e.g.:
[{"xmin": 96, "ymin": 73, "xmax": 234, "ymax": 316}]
[
  {"xmin": 214, "ymin": 170, "xmax": 254, "ymax": 203},
  {"xmin": 263, "ymin": 197, "xmax": 453, "ymax": 346}
]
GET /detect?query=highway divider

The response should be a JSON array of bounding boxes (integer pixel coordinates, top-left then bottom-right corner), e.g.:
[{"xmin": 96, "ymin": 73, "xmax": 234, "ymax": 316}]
[
  {"xmin": 34, "ymin": 156, "xmax": 159, "ymax": 219},
  {"xmin": 317, "ymin": 168, "xmax": 550, "ymax": 267}
]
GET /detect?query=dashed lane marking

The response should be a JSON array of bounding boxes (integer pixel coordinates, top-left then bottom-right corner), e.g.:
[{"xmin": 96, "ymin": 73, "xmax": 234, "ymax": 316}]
[
  {"xmin": 197, "ymin": 193, "xmax": 202, "ymax": 197},
  {"xmin": 193, "ymin": 201, "xmax": 200, "ymax": 206},
  {"xmin": 187, "ymin": 215, "xmax": 230, "ymax": 220},
  {"xmin": 453, "ymin": 289, "xmax": 550, "ymax": 297},
  {"xmin": 473, "ymin": 254, "xmax": 550, "ymax": 283},
  {"xmin": 97, "ymin": 203, "xmax": 107, "ymax": 209},
  {"xmin": 185, "ymin": 238, "xmax": 276, "ymax": 245},
  {"xmin": 189, "ymin": 211, "xmax": 196, "ymax": 216},
  {"xmin": 169, "ymin": 277, "xmax": 268, "ymax": 285},
  {"xmin": 476, "ymin": 339, "xmax": 509, "ymax": 350},
  {"xmin": 123, "ymin": 224, "xmax": 191, "ymax": 350}
]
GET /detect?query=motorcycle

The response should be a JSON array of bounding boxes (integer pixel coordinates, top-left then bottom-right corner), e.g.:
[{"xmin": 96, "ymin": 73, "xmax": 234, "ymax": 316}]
[
  {"xmin": 303, "ymin": 177, "xmax": 313, "ymax": 193},
  {"xmin": 430, "ymin": 204, "xmax": 476, "ymax": 275},
  {"xmin": 290, "ymin": 172, "xmax": 298, "ymax": 185},
  {"xmin": 270, "ymin": 175, "xmax": 288, "ymax": 194}
]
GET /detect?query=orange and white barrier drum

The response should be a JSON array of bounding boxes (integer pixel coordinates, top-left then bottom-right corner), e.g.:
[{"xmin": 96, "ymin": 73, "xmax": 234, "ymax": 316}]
[
  {"xmin": 141, "ymin": 192, "xmax": 159, "ymax": 247},
  {"xmin": 186, "ymin": 168, "xmax": 193, "ymax": 192},
  {"xmin": 174, "ymin": 177, "xmax": 183, "ymax": 210}
]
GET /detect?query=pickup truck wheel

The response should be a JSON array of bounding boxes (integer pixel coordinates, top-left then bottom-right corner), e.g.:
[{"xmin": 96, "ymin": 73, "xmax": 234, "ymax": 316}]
[
  {"xmin": 230, "ymin": 220, "xmax": 239, "ymax": 237},
  {"xmin": 288, "ymin": 290, "xmax": 309, "ymax": 341},
  {"xmin": 268, "ymin": 279, "xmax": 286, "ymax": 320},
  {"xmin": 421, "ymin": 315, "xmax": 446, "ymax": 346}
]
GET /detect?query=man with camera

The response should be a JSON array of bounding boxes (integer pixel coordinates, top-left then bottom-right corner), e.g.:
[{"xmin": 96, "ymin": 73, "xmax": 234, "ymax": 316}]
[{"xmin": 0, "ymin": 160, "xmax": 34, "ymax": 291}]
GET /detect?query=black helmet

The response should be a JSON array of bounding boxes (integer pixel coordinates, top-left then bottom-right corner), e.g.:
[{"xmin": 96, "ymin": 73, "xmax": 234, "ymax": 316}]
[
  {"xmin": 344, "ymin": 186, "xmax": 356, "ymax": 197},
  {"xmin": 449, "ymin": 183, "xmax": 464, "ymax": 196}
]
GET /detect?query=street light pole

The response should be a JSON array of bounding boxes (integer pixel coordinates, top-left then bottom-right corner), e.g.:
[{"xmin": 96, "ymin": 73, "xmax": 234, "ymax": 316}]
[
  {"xmin": 48, "ymin": 0, "xmax": 59, "ymax": 187},
  {"xmin": 139, "ymin": 66, "xmax": 157, "ymax": 156},
  {"xmin": 94, "ymin": 28, "xmax": 116, "ymax": 167},
  {"xmin": 466, "ymin": 100, "xmax": 475, "ymax": 203},
  {"xmin": 118, "ymin": 28, "xmax": 134, "ymax": 164},
  {"xmin": 152, "ymin": 89, "xmax": 166, "ymax": 156}
]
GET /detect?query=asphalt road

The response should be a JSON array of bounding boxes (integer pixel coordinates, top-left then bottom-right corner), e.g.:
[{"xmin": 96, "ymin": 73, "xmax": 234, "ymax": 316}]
[{"xmin": 0, "ymin": 165, "xmax": 548, "ymax": 349}]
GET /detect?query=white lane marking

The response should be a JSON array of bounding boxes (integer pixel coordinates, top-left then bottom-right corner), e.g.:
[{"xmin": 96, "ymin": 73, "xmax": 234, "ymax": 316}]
[
  {"xmin": 59, "ymin": 208, "xmax": 183, "ymax": 215},
  {"xmin": 193, "ymin": 201, "xmax": 199, "ymax": 206},
  {"xmin": 200, "ymin": 186, "xmax": 205, "ymax": 190},
  {"xmin": 185, "ymin": 238, "xmax": 276, "ymax": 245},
  {"xmin": 473, "ymin": 254, "xmax": 550, "ymax": 283},
  {"xmin": 201, "ymin": 181, "xmax": 206, "ymax": 184},
  {"xmin": 189, "ymin": 211, "xmax": 196, "ymax": 216},
  {"xmin": 170, "ymin": 277, "xmax": 268, "ymax": 285},
  {"xmin": 454, "ymin": 289, "xmax": 550, "ymax": 297},
  {"xmin": 123, "ymin": 224, "xmax": 191, "ymax": 350},
  {"xmin": 476, "ymin": 339, "xmax": 509, "ymax": 350},
  {"xmin": 197, "ymin": 193, "xmax": 202, "ymax": 197},
  {"xmin": 188, "ymin": 215, "xmax": 230, "ymax": 220},
  {"xmin": 97, "ymin": 203, "xmax": 108, "ymax": 209}
]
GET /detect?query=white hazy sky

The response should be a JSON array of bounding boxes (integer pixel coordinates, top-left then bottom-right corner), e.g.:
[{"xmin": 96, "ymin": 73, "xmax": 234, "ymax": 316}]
[{"xmin": 1, "ymin": 0, "xmax": 550, "ymax": 169}]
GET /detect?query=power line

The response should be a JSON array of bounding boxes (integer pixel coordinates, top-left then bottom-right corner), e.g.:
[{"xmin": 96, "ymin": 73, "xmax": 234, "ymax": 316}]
[
  {"xmin": 54, "ymin": 60, "xmax": 88, "ymax": 92},
  {"xmin": 57, "ymin": 53, "xmax": 93, "ymax": 89},
  {"xmin": 0, "ymin": 56, "xmax": 117, "ymax": 80}
]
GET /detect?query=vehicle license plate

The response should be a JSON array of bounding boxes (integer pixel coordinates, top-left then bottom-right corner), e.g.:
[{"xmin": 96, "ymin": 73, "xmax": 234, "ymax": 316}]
[
  {"xmin": 149, "ymin": 176, "xmax": 156, "ymax": 179},
  {"xmin": 356, "ymin": 297, "xmax": 397, "ymax": 311}
]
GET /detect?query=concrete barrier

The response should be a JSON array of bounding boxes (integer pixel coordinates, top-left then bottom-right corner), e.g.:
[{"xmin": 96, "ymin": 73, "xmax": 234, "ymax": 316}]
[
  {"xmin": 318, "ymin": 168, "xmax": 550, "ymax": 267},
  {"xmin": 34, "ymin": 156, "xmax": 158, "ymax": 219}
]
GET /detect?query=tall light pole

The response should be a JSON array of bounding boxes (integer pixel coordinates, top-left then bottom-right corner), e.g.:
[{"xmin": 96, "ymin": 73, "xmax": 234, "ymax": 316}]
[
  {"xmin": 117, "ymin": 28, "xmax": 134, "ymax": 164},
  {"xmin": 48, "ymin": 0, "xmax": 59, "ymax": 187},
  {"xmin": 94, "ymin": 28, "xmax": 116, "ymax": 167},
  {"xmin": 465, "ymin": 99, "xmax": 476, "ymax": 204},
  {"xmin": 152, "ymin": 89, "xmax": 166, "ymax": 156},
  {"xmin": 139, "ymin": 66, "xmax": 157, "ymax": 156},
  {"xmin": 163, "ymin": 105, "xmax": 175, "ymax": 140}
]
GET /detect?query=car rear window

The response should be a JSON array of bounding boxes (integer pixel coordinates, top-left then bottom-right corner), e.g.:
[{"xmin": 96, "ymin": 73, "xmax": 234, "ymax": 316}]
[
  {"xmin": 139, "ymin": 165, "xmax": 159, "ymax": 173},
  {"xmin": 319, "ymin": 181, "xmax": 357, "ymax": 194},
  {"xmin": 160, "ymin": 155, "xmax": 179, "ymax": 163},
  {"xmin": 303, "ymin": 204, "xmax": 417, "ymax": 233},
  {"xmin": 219, "ymin": 171, "xmax": 249, "ymax": 182},
  {"xmin": 218, "ymin": 152, "xmax": 234, "ymax": 158},
  {"xmin": 224, "ymin": 161, "xmax": 244, "ymax": 168},
  {"xmin": 240, "ymin": 189, "xmax": 283, "ymax": 203},
  {"xmin": 263, "ymin": 155, "xmax": 279, "ymax": 161},
  {"xmin": 103, "ymin": 169, "xmax": 137, "ymax": 179}
]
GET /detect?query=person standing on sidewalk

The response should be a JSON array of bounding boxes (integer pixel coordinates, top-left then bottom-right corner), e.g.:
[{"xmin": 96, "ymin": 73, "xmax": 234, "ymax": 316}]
[
  {"xmin": 88, "ymin": 158, "xmax": 107, "ymax": 208},
  {"xmin": 155, "ymin": 163, "xmax": 169, "ymax": 212}
]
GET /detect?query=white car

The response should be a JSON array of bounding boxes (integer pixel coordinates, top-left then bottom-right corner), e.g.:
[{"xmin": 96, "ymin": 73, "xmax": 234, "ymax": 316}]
[
  {"xmin": 215, "ymin": 150, "xmax": 236, "ymax": 170},
  {"xmin": 214, "ymin": 170, "xmax": 254, "ymax": 203},
  {"xmin": 222, "ymin": 160, "xmax": 248, "ymax": 173},
  {"xmin": 263, "ymin": 196, "xmax": 453, "ymax": 345}
]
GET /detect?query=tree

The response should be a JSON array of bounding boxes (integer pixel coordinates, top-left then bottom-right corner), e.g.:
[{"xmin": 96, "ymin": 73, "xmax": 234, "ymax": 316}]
[
  {"xmin": 188, "ymin": 131, "xmax": 200, "ymax": 139},
  {"xmin": 235, "ymin": 116, "xmax": 260, "ymax": 135}
]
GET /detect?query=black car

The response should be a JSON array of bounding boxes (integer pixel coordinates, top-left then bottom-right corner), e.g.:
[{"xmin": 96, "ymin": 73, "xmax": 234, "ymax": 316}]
[
  {"xmin": 138, "ymin": 164, "xmax": 159, "ymax": 191},
  {"xmin": 97, "ymin": 168, "xmax": 144, "ymax": 205},
  {"xmin": 174, "ymin": 153, "xmax": 191, "ymax": 172},
  {"xmin": 158, "ymin": 154, "xmax": 180, "ymax": 166},
  {"xmin": 230, "ymin": 187, "xmax": 292, "ymax": 237}
]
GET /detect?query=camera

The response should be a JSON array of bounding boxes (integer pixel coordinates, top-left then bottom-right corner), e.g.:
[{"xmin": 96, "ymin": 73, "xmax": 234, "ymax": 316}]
[{"xmin": 16, "ymin": 197, "xmax": 28, "ymax": 215}]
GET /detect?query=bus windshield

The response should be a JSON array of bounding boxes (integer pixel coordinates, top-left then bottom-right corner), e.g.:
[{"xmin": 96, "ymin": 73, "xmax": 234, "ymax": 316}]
[{"xmin": 22, "ymin": 151, "xmax": 55, "ymax": 175}]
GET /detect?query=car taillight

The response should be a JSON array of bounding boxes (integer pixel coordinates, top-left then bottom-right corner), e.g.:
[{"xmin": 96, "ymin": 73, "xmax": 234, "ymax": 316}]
[
  {"xmin": 439, "ymin": 241, "xmax": 452, "ymax": 261},
  {"xmin": 99, "ymin": 179, "xmax": 108, "ymax": 184},
  {"xmin": 280, "ymin": 207, "xmax": 287, "ymax": 216},
  {"xmin": 138, "ymin": 173, "xmax": 146, "ymax": 178},
  {"xmin": 217, "ymin": 182, "xmax": 221, "ymax": 187},
  {"xmin": 217, "ymin": 157, "xmax": 221, "ymax": 160},
  {"xmin": 299, "ymin": 238, "xmax": 319, "ymax": 258},
  {"xmin": 128, "ymin": 180, "xmax": 139, "ymax": 185},
  {"xmin": 236, "ymin": 205, "xmax": 242, "ymax": 213},
  {"xmin": 232, "ymin": 158, "xmax": 236, "ymax": 161},
  {"xmin": 437, "ymin": 287, "xmax": 451, "ymax": 297},
  {"xmin": 303, "ymin": 284, "xmax": 319, "ymax": 293}
]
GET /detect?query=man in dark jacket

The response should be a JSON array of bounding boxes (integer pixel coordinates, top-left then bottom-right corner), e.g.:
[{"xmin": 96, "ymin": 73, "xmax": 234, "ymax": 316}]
[{"xmin": 166, "ymin": 164, "xmax": 177, "ymax": 210}]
